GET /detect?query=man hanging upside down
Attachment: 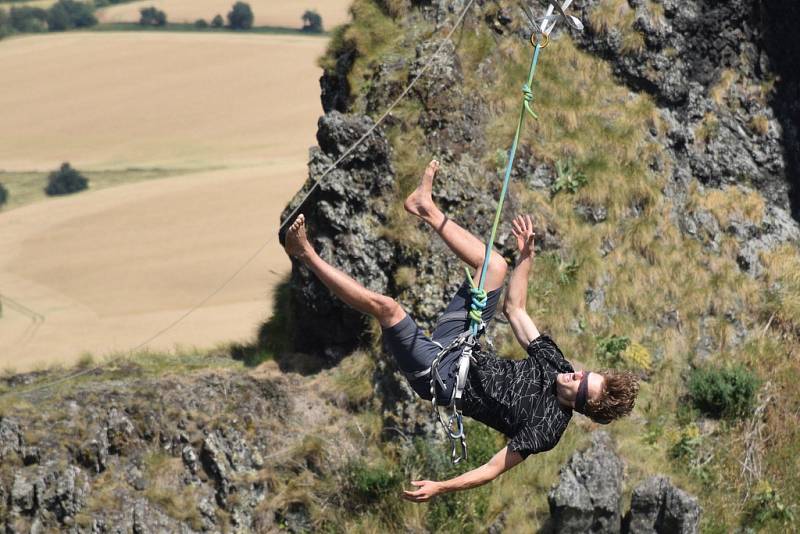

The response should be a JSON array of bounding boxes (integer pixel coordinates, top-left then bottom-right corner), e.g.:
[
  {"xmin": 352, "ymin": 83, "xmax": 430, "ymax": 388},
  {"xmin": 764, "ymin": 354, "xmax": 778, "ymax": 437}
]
[{"xmin": 283, "ymin": 159, "xmax": 639, "ymax": 502}]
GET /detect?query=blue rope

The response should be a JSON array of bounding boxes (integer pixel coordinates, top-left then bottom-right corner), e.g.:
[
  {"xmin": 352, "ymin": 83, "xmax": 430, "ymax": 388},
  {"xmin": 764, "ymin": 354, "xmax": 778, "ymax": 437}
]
[{"xmin": 468, "ymin": 42, "xmax": 544, "ymax": 335}]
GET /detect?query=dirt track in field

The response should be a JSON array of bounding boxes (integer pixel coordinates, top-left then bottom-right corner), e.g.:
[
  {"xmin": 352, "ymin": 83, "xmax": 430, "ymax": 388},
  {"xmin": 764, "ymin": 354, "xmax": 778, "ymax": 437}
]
[{"xmin": 0, "ymin": 32, "xmax": 333, "ymax": 371}]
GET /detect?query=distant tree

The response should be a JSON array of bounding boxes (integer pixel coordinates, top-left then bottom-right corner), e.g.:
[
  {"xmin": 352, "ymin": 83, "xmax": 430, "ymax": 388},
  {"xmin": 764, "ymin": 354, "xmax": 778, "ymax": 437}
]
[
  {"xmin": 0, "ymin": 8, "xmax": 11, "ymax": 39},
  {"xmin": 0, "ymin": 183, "xmax": 8, "ymax": 207},
  {"xmin": 194, "ymin": 18, "xmax": 208, "ymax": 28},
  {"xmin": 301, "ymin": 9, "xmax": 322, "ymax": 33},
  {"xmin": 226, "ymin": 1, "xmax": 252, "ymax": 30},
  {"xmin": 139, "ymin": 6, "xmax": 166, "ymax": 26},
  {"xmin": 47, "ymin": 0, "xmax": 97, "ymax": 31},
  {"xmin": 45, "ymin": 163, "xmax": 88, "ymax": 196},
  {"xmin": 9, "ymin": 6, "xmax": 48, "ymax": 32},
  {"xmin": 211, "ymin": 13, "xmax": 224, "ymax": 28}
]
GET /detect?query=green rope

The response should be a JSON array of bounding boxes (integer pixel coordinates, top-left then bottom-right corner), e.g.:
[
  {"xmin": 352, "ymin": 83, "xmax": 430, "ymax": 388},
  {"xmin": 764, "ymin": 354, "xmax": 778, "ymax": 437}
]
[
  {"xmin": 522, "ymin": 83, "xmax": 539, "ymax": 120},
  {"xmin": 465, "ymin": 269, "xmax": 488, "ymax": 325},
  {"xmin": 469, "ymin": 41, "xmax": 544, "ymax": 335}
]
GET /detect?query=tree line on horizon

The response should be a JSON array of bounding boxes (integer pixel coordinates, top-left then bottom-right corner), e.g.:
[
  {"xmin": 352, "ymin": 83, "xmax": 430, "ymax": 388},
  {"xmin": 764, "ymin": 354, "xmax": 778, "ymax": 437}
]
[
  {"xmin": 0, "ymin": 0, "xmax": 323, "ymax": 38},
  {"xmin": 0, "ymin": 0, "xmax": 96, "ymax": 37}
]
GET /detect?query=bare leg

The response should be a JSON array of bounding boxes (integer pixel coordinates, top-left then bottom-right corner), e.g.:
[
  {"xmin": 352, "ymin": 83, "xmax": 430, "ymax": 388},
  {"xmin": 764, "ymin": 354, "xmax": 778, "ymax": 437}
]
[
  {"xmin": 404, "ymin": 160, "xmax": 507, "ymax": 291},
  {"xmin": 284, "ymin": 215, "xmax": 406, "ymax": 328}
]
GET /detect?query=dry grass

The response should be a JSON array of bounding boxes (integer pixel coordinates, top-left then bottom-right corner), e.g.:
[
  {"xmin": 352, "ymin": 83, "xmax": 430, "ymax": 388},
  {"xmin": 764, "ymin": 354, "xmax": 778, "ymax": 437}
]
[
  {"xmin": 710, "ymin": 69, "xmax": 737, "ymax": 105},
  {"xmin": 143, "ymin": 452, "xmax": 205, "ymax": 528},
  {"xmin": 586, "ymin": 0, "xmax": 645, "ymax": 53},
  {"xmin": 762, "ymin": 245, "xmax": 800, "ymax": 333},
  {"xmin": 695, "ymin": 112, "xmax": 721, "ymax": 145},
  {"xmin": 693, "ymin": 185, "xmax": 766, "ymax": 228},
  {"xmin": 329, "ymin": 350, "xmax": 376, "ymax": 409},
  {"xmin": 749, "ymin": 114, "xmax": 770, "ymax": 136}
]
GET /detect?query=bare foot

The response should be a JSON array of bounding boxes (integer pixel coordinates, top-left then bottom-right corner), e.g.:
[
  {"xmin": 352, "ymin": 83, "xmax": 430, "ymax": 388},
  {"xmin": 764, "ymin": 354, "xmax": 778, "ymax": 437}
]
[
  {"xmin": 404, "ymin": 159, "xmax": 439, "ymax": 219},
  {"xmin": 284, "ymin": 214, "xmax": 312, "ymax": 260}
]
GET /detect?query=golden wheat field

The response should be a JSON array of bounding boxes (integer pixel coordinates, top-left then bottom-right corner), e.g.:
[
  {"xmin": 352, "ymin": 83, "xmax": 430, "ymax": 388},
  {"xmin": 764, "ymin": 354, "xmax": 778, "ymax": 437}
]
[
  {"xmin": 97, "ymin": 0, "xmax": 352, "ymax": 30},
  {"xmin": 0, "ymin": 32, "xmax": 329, "ymax": 171},
  {"xmin": 0, "ymin": 31, "xmax": 333, "ymax": 371},
  {"xmin": 2, "ymin": 0, "xmax": 57, "ymax": 9}
]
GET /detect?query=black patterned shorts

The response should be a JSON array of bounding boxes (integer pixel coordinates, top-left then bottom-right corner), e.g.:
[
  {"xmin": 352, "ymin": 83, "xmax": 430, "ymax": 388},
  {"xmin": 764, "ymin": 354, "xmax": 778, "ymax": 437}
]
[{"xmin": 381, "ymin": 278, "xmax": 502, "ymax": 402}]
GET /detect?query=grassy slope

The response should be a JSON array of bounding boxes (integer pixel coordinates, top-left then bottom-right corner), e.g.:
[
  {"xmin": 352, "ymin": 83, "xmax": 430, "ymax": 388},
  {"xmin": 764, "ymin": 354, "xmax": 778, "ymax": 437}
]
[{"xmin": 313, "ymin": 0, "xmax": 800, "ymax": 531}]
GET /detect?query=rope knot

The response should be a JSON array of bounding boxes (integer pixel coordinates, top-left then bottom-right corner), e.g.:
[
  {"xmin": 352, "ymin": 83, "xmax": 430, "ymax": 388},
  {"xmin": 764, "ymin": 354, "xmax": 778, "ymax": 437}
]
[
  {"xmin": 468, "ymin": 286, "xmax": 488, "ymax": 324},
  {"xmin": 522, "ymin": 84, "xmax": 538, "ymax": 120},
  {"xmin": 522, "ymin": 84, "xmax": 534, "ymax": 103}
]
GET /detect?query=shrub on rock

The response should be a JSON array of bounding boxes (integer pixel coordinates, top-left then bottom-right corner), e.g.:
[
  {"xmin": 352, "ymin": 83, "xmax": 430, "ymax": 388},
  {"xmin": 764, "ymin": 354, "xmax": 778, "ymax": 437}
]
[
  {"xmin": 45, "ymin": 163, "xmax": 88, "ymax": 196},
  {"xmin": 688, "ymin": 364, "xmax": 758, "ymax": 419},
  {"xmin": 0, "ymin": 182, "xmax": 8, "ymax": 207}
]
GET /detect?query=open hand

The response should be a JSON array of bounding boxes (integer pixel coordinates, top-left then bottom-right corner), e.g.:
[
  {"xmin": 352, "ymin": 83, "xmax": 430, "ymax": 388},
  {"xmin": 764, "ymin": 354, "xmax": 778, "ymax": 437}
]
[
  {"xmin": 402, "ymin": 480, "xmax": 442, "ymax": 502},
  {"xmin": 511, "ymin": 214, "xmax": 536, "ymax": 259}
]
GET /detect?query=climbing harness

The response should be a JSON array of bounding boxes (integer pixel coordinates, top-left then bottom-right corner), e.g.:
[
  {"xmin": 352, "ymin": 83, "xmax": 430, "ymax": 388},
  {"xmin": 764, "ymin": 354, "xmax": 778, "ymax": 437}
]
[{"xmin": 427, "ymin": 0, "xmax": 584, "ymax": 464}]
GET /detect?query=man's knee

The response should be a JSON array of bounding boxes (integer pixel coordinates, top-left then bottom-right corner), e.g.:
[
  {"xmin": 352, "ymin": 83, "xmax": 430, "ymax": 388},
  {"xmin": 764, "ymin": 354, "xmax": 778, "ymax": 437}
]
[
  {"xmin": 374, "ymin": 296, "xmax": 405, "ymax": 327},
  {"xmin": 488, "ymin": 252, "xmax": 508, "ymax": 279}
]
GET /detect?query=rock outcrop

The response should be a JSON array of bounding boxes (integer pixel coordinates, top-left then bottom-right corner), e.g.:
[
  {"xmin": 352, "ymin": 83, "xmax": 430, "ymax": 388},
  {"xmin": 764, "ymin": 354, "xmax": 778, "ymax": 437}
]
[
  {"xmin": 280, "ymin": 111, "xmax": 397, "ymax": 366},
  {"xmin": 573, "ymin": 0, "xmax": 788, "ymax": 207},
  {"xmin": 548, "ymin": 431, "xmax": 625, "ymax": 533},
  {"xmin": 568, "ymin": 0, "xmax": 800, "ymax": 280},
  {"xmin": 624, "ymin": 476, "xmax": 701, "ymax": 534},
  {"xmin": 548, "ymin": 434, "xmax": 702, "ymax": 533},
  {"xmin": 289, "ymin": 0, "xmax": 800, "ymax": 374},
  {"xmin": 0, "ymin": 368, "xmax": 330, "ymax": 533}
]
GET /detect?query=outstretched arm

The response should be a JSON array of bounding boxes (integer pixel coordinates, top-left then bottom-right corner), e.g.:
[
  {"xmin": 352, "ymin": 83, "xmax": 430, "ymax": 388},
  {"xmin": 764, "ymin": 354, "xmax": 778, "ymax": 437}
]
[
  {"xmin": 402, "ymin": 446, "xmax": 524, "ymax": 502},
  {"xmin": 503, "ymin": 215, "xmax": 541, "ymax": 349}
]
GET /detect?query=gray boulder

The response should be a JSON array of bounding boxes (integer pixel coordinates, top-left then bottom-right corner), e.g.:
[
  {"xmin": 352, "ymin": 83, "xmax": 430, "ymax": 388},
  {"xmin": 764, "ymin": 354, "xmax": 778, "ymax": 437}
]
[
  {"xmin": 200, "ymin": 427, "xmax": 266, "ymax": 527},
  {"xmin": 548, "ymin": 431, "xmax": 624, "ymax": 533},
  {"xmin": 624, "ymin": 476, "xmax": 701, "ymax": 534},
  {"xmin": 409, "ymin": 38, "xmax": 486, "ymax": 156},
  {"xmin": 0, "ymin": 417, "xmax": 23, "ymax": 461},
  {"xmin": 280, "ymin": 111, "xmax": 397, "ymax": 367},
  {"xmin": 9, "ymin": 463, "xmax": 89, "ymax": 523}
]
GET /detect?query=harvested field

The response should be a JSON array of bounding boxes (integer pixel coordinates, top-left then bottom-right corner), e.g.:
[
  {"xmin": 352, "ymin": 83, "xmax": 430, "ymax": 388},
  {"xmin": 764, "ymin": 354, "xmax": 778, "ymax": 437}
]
[
  {"xmin": 0, "ymin": 32, "xmax": 328, "ymax": 171},
  {"xmin": 97, "ymin": 0, "xmax": 351, "ymax": 31},
  {"xmin": 0, "ymin": 164, "xmax": 300, "ymax": 371},
  {"xmin": 0, "ymin": 31, "xmax": 332, "ymax": 371}
]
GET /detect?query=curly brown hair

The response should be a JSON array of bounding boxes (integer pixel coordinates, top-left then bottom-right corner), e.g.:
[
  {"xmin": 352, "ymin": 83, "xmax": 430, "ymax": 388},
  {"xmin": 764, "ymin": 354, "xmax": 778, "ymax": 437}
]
[{"xmin": 584, "ymin": 370, "xmax": 640, "ymax": 424}]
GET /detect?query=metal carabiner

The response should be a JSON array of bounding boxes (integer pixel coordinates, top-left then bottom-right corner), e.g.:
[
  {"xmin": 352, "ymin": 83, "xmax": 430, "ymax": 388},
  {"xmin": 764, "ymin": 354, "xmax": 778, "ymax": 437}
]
[
  {"xmin": 451, "ymin": 433, "xmax": 468, "ymax": 464},
  {"xmin": 447, "ymin": 411, "xmax": 465, "ymax": 440},
  {"xmin": 448, "ymin": 410, "xmax": 468, "ymax": 463}
]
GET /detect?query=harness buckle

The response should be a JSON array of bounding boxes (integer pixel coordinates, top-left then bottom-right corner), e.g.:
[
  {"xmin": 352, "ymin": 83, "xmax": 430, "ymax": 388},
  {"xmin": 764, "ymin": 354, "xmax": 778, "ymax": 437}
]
[{"xmin": 429, "ymin": 331, "xmax": 479, "ymax": 465}]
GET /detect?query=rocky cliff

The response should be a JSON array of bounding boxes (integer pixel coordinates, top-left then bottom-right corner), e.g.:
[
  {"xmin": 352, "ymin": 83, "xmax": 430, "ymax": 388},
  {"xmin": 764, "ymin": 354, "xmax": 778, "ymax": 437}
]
[
  {"xmin": 2, "ymin": 0, "xmax": 799, "ymax": 532},
  {"xmin": 281, "ymin": 0, "xmax": 799, "ymax": 362},
  {"xmin": 274, "ymin": 0, "xmax": 800, "ymax": 530}
]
